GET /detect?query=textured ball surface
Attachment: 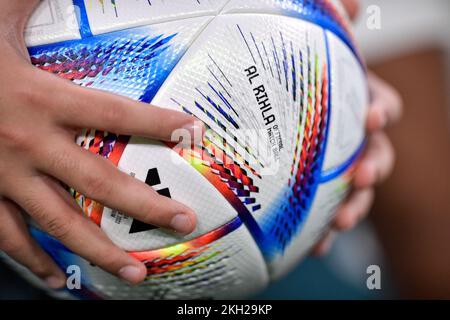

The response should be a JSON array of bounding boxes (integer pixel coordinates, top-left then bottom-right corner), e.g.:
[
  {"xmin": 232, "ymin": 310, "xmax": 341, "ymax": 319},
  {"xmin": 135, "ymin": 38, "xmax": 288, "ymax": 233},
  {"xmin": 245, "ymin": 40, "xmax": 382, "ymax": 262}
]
[{"xmin": 4, "ymin": 0, "xmax": 368, "ymax": 299}]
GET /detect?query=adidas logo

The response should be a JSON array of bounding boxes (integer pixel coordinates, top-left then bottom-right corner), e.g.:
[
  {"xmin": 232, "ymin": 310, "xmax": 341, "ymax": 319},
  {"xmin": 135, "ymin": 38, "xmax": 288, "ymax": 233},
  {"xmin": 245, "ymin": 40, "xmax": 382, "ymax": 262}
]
[{"xmin": 129, "ymin": 168, "xmax": 172, "ymax": 234}]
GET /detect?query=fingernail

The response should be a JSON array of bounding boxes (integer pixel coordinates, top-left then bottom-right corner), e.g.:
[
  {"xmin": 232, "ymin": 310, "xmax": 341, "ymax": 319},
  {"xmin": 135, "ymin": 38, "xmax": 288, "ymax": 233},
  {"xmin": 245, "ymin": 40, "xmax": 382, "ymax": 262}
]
[
  {"xmin": 44, "ymin": 276, "xmax": 65, "ymax": 289},
  {"xmin": 182, "ymin": 121, "xmax": 205, "ymax": 144},
  {"xmin": 170, "ymin": 214, "xmax": 194, "ymax": 235},
  {"xmin": 119, "ymin": 265, "xmax": 143, "ymax": 284}
]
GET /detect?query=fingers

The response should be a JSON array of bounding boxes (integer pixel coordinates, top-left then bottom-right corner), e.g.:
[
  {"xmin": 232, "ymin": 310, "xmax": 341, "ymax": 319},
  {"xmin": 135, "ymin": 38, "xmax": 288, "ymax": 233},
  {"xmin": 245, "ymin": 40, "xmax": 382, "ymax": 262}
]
[
  {"xmin": 367, "ymin": 72, "xmax": 403, "ymax": 132},
  {"xmin": 354, "ymin": 132, "xmax": 395, "ymax": 188},
  {"xmin": 35, "ymin": 138, "xmax": 196, "ymax": 235},
  {"xmin": 54, "ymin": 83, "xmax": 204, "ymax": 144},
  {"xmin": 0, "ymin": 198, "xmax": 66, "ymax": 288},
  {"xmin": 310, "ymin": 132, "xmax": 393, "ymax": 257},
  {"xmin": 10, "ymin": 176, "xmax": 147, "ymax": 284},
  {"xmin": 340, "ymin": 0, "xmax": 360, "ymax": 21},
  {"xmin": 311, "ymin": 133, "xmax": 388, "ymax": 257},
  {"xmin": 333, "ymin": 188, "xmax": 375, "ymax": 231}
]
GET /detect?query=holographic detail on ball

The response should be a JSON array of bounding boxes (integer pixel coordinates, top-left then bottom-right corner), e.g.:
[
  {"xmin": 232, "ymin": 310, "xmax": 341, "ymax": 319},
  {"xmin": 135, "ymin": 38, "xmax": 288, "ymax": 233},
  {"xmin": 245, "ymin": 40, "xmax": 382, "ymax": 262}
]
[
  {"xmin": 30, "ymin": 217, "xmax": 244, "ymax": 300},
  {"xmin": 131, "ymin": 217, "xmax": 242, "ymax": 276},
  {"xmin": 265, "ymin": 51, "xmax": 329, "ymax": 252},
  {"xmin": 29, "ymin": 26, "xmax": 181, "ymax": 102}
]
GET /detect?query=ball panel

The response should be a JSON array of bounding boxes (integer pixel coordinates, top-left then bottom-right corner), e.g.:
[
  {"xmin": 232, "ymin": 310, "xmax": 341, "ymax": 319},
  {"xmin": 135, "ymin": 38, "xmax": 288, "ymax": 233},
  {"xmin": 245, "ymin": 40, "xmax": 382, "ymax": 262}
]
[
  {"xmin": 222, "ymin": 0, "xmax": 359, "ymax": 61},
  {"xmin": 29, "ymin": 17, "xmax": 210, "ymax": 102},
  {"xmin": 269, "ymin": 166, "xmax": 356, "ymax": 279},
  {"xmin": 23, "ymin": 219, "xmax": 268, "ymax": 300},
  {"xmin": 80, "ymin": 0, "xmax": 228, "ymax": 36},
  {"xmin": 321, "ymin": 30, "xmax": 368, "ymax": 174},
  {"xmin": 153, "ymin": 13, "xmax": 331, "ymax": 264},
  {"xmin": 19, "ymin": 0, "xmax": 368, "ymax": 299}
]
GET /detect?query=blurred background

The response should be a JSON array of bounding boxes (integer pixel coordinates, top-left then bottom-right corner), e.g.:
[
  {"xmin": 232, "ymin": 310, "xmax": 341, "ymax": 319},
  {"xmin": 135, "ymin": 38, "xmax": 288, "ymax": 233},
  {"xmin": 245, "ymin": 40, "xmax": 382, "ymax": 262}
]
[
  {"xmin": 1, "ymin": 0, "xmax": 449, "ymax": 299},
  {"xmin": 256, "ymin": 0, "xmax": 450, "ymax": 299}
]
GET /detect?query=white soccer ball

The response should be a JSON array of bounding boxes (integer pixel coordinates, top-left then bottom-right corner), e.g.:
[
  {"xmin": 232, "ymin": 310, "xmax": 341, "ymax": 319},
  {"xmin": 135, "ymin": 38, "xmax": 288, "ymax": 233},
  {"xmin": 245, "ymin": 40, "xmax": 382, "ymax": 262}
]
[{"xmin": 7, "ymin": 0, "xmax": 368, "ymax": 299}]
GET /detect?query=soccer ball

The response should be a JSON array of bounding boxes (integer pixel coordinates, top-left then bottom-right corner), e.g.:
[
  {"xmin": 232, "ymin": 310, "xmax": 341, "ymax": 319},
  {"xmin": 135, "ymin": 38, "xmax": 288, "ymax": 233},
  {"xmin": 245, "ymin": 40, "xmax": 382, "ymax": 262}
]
[{"xmin": 10, "ymin": 0, "xmax": 368, "ymax": 299}]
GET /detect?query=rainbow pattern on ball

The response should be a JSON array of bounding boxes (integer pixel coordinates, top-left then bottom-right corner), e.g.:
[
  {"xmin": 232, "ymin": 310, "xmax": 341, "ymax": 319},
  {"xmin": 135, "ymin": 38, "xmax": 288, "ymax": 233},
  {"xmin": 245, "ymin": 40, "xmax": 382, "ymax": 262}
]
[{"xmin": 13, "ymin": 0, "xmax": 368, "ymax": 299}]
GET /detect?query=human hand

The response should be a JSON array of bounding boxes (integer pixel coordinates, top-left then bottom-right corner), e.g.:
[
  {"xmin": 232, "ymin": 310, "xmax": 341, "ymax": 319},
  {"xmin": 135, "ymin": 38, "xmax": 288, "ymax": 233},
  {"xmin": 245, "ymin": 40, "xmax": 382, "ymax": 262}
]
[
  {"xmin": 311, "ymin": 0, "xmax": 403, "ymax": 255},
  {"xmin": 0, "ymin": 1, "xmax": 199, "ymax": 288}
]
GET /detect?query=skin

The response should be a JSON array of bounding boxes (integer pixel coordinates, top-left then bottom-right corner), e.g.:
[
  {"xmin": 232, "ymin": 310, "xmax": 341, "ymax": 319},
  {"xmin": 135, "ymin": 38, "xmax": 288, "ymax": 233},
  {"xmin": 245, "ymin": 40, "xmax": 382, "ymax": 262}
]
[
  {"xmin": 0, "ymin": 0, "xmax": 200, "ymax": 287},
  {"xmin": 0, "ymin": 0, "xmax": 401, "ymax": 289}
]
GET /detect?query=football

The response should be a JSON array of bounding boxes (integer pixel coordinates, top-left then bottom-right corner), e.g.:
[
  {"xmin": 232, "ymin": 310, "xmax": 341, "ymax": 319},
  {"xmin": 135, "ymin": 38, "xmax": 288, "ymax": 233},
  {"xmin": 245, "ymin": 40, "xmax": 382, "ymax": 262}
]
[{"xmin": 6, "ymin": 0, "xmax": 368, "ymax": 299}]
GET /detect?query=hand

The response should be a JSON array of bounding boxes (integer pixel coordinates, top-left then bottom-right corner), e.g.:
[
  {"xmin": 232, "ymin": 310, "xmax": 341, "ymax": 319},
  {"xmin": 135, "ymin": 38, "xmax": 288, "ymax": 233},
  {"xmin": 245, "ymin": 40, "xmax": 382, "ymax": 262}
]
[
  {"xmin": 0, "ymin": 1, "xmax": 199, "ymax": 288},
  {"xmin": 311, "ymin": 0, "xmax": 403, "ymax": 256}
]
